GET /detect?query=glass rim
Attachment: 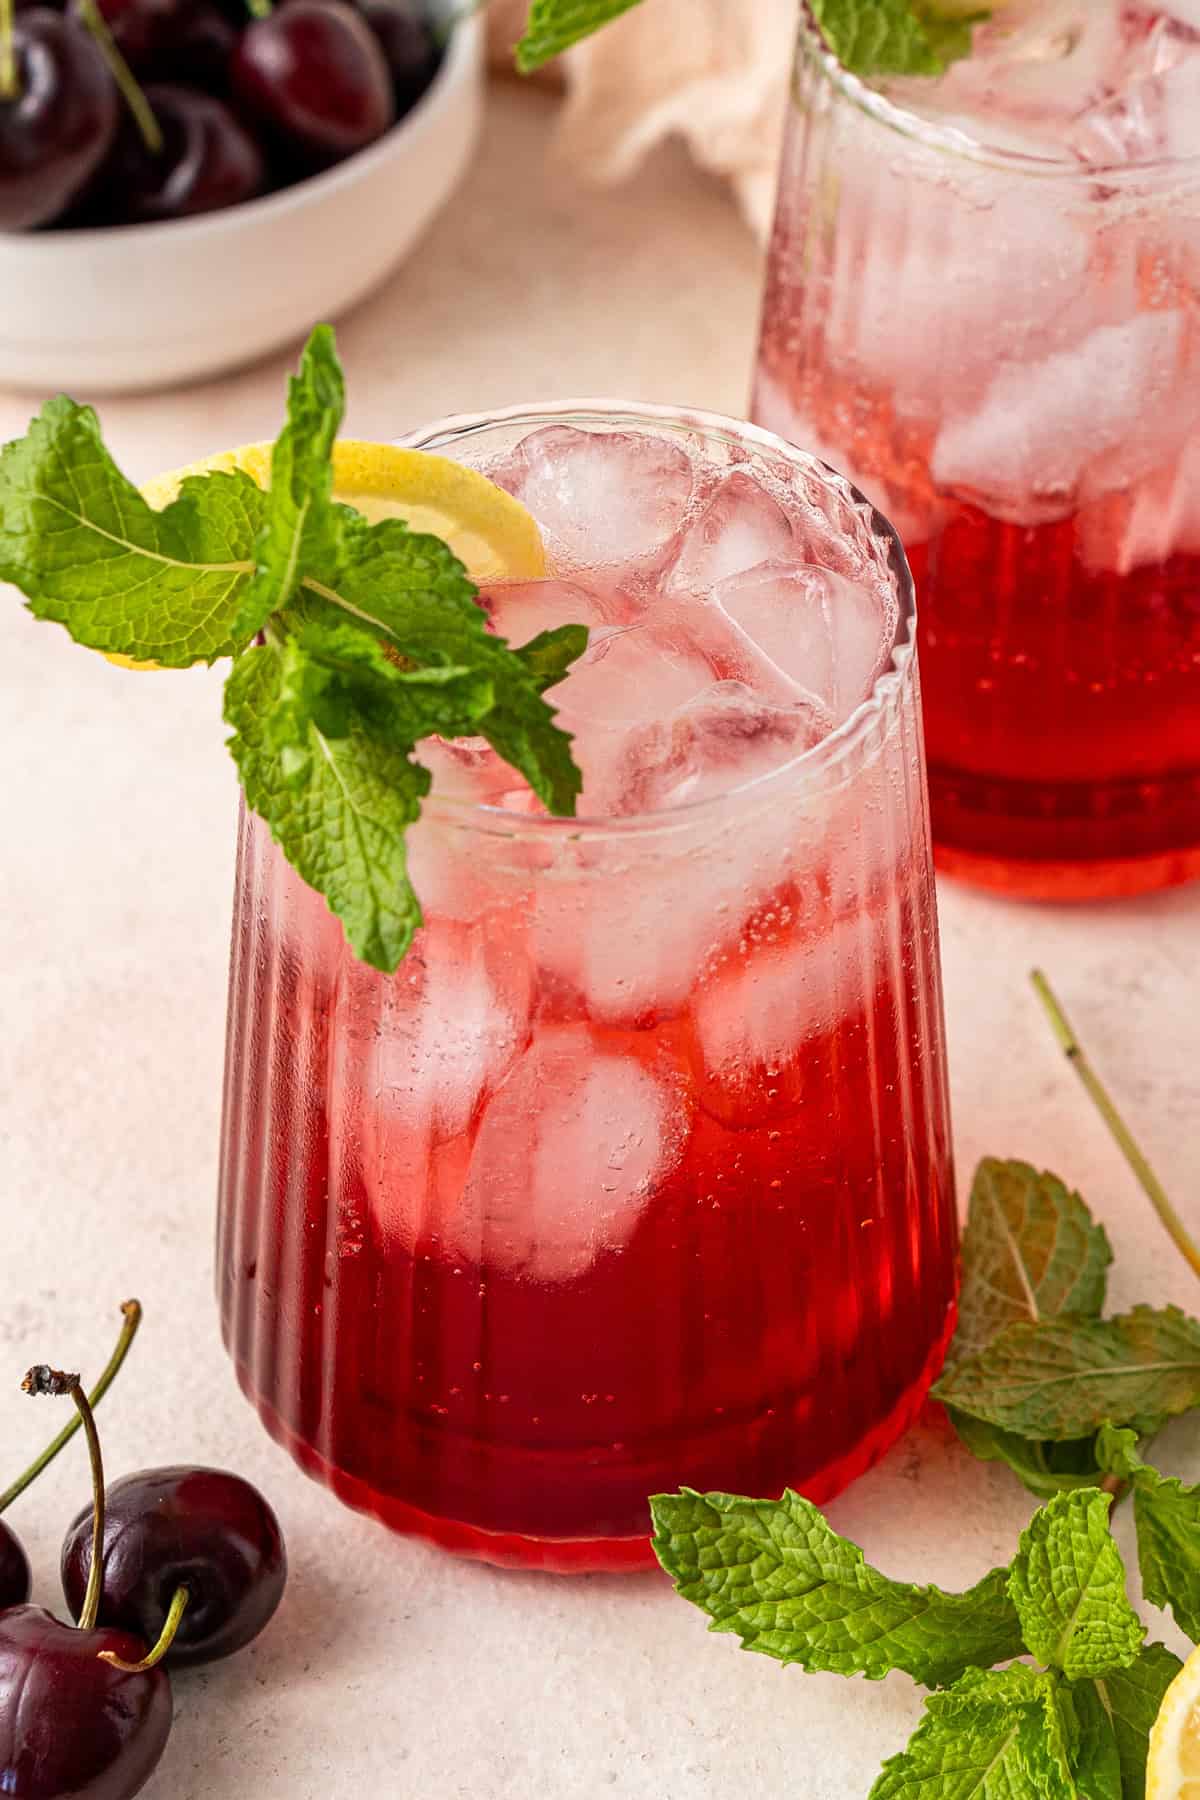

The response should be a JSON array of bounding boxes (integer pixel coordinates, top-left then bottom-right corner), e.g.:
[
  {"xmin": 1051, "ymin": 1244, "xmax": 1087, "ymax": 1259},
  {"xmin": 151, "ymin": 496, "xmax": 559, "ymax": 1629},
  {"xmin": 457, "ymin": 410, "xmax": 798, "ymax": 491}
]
[
  {"xmin": 796, "ymin": 3, "xmax": 1200, "ymax": 183},
  {"xmin": 398, "ymin": 397, "xmax": 917, "ymax": 841}
]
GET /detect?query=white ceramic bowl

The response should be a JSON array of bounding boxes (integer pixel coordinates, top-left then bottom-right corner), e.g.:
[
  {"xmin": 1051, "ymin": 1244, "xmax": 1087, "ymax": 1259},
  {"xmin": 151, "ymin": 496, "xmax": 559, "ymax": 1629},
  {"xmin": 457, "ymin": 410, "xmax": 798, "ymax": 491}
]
[{"xmin": 0, "ymin": 8, "xmax": 482, "ymax": 395}]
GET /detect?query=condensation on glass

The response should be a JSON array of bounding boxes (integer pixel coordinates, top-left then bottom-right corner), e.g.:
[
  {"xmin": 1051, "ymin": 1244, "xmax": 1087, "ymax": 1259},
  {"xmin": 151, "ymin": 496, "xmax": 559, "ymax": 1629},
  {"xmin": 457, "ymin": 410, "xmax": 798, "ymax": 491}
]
[{"xmin": 216, "ymin": 402, "xmax": 958, "ymax": 1571}]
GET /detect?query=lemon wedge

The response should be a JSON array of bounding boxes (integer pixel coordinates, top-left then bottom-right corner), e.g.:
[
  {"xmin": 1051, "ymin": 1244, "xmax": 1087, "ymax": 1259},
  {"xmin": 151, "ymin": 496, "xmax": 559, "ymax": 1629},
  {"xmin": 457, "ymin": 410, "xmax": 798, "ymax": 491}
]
[
  {"xmin": 112, "ymin": 440, "xmax": 546, "ymax": 670},
  {"xmin": 1147, "ymin": 1643, "xmax": 1200, "ymax": 1799}
]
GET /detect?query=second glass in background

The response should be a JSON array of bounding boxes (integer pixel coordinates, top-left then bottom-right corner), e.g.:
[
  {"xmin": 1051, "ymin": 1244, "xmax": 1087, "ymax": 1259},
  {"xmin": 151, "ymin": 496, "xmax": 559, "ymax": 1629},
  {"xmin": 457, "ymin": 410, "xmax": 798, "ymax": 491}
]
[{"xmin": 756, "ymin": 1, "xmax": 1200, "ymax": 898}]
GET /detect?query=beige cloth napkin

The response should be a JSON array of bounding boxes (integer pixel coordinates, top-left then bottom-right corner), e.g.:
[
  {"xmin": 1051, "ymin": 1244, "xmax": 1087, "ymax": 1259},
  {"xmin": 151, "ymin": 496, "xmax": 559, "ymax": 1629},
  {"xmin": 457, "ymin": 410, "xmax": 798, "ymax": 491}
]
[{"xmin": 487, "ymin": 0, "xmax": 796, "ymax": 239}]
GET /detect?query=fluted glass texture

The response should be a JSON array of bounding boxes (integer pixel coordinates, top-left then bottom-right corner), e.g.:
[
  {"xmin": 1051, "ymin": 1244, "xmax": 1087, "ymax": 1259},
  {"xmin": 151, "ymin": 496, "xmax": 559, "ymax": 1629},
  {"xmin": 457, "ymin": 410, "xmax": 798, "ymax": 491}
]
[{"xmin": 216, "ymin": 404, "xmax": 958, "ymax": 1571}]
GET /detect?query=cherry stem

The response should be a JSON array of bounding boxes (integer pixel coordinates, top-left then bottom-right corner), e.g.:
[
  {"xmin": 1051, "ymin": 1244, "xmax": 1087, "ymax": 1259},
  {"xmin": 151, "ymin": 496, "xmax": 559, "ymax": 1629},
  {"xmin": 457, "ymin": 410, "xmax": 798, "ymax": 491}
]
[
  {"xmin": 1030, "ymin": 970, "xmax": 1200, "ymax": 1283},
  {"xmin": 100, "ymin": 1586, "xmax": 189, "ymax": 1673},
  {"xmin": 21, "ymin": 1368, "xmax": 106, "ymax": 1632},
  {"xmin": 245, "ymin": 0, "xmax": 271, "ymax": 18},
  {"xmin": 0, "ymin": 0, "xmax": 16, "ymax": 103},
  {"xmin": 0, "ymin": 1301, "xmax": 141, "ymax": 1517},
  {"xmin": 75, "ymin": 0, "xmax": 164, "ymax": 154}
]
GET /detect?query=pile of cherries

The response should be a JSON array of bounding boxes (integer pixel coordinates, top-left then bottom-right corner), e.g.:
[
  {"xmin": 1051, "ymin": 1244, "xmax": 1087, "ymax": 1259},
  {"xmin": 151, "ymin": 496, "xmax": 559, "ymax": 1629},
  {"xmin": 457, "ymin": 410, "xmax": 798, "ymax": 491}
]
[
  {"xmin": 0, "ymin": 1302, "xmax": 286, "ymax": 1798},
  {"xmin": 0, "ymin": 0, "xmax": 443, "ymax": 230}
]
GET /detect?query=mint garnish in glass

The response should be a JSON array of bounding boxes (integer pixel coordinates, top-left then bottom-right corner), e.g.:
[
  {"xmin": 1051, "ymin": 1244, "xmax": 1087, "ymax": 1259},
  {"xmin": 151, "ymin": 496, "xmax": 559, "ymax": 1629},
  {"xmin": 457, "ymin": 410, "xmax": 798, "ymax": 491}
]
[
  {"xmin": 0, "ymin": 326, "xmax": 588, "ymax": 973},
  {"xmin": 516, "ymin": 0, "xmax": 989, "ymax": 78}
]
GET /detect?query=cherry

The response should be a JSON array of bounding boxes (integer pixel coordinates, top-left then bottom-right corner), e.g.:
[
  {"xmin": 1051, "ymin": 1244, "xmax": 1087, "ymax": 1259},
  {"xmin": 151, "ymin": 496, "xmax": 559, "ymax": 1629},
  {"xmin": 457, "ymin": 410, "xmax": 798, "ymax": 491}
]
[
  {"xmin": 0, "ymin": 1522, "xmax": 30, "ymax": 1611},
  {"xmin": 63, "ymin": 1466, "xmax": 286, "ymax": 1666},
  {"xmin": 82, "ymin": 84, "xmax": 266, "ymax": 223},
  {"xmin": 0, "ymin": 11, "xmax": 118, "ymax": 229},
  {"xmin": 232, "ymin": 0, "xmax": 394, "ymax": 168},
  {"xmin": 0, "ymin": 1360, "xmax": 173, "ymax": 1800},
  {"xmin": 71, "ymin": 0, "xmax": 236, "ymax": 85},
  {"xmin": 0, "ymin": 1606, "xmax": 171, "ymax": 1799},
  {"xmin": 357, "ymin": 0, "xmax": 439, "ymax": 112}
]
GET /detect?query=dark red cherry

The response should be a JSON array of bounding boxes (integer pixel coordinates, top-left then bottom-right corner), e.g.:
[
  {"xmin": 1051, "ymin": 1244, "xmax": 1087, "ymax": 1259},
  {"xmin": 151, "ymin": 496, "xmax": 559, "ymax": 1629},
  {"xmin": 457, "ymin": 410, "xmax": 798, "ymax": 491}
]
[
  {"xmin": 62, "ymin": 1466, "xmax": 286, "ymax": 1667},
  {"xmin": 82, "ymin": 85, "xmax": 266, "ymax": 223},
  {"xmin": 0, "ymin": 12, "xmax": 118, "ymax": 229},
  {"xmin": 70, "ymin": 0, "xmax": 236, "ymax": 86},
  {"xmin": 0, "ymin": 1522, "xmax": 31, "ymax": 1610},
  {"xmin": 232, "ymin": 0, "xmax": 394, "ymax": 168},
  {"xmin": 0, "ymin": 1606, "xmax": 171, "ymax": 1799},
  {"xmin": 357, "ymin": 0, "xmax": 439, "ymax": 112}
]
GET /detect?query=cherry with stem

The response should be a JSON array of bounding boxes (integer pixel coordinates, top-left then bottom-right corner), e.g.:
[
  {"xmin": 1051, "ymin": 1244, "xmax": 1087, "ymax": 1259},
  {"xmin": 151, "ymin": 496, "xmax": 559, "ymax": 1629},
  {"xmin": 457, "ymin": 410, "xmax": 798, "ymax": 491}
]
[
  {"xmin": 0, "ymin": 1302, "xmax": 141, "ymax": 1615},
  {"xmin": 1030, "ymin": 969, "xmax": 1200, "ymax": 1282},
  {"xmin": 74, "ymin": 0, "xmax": 162, "ymax": 151},
  {"xmin": 4, "ymin": 1363, "xmax": 175, "ymax": 1800},
  {"xmin": 0, "ymin": 1300, "xmax": 142, "ymax": 1517}
]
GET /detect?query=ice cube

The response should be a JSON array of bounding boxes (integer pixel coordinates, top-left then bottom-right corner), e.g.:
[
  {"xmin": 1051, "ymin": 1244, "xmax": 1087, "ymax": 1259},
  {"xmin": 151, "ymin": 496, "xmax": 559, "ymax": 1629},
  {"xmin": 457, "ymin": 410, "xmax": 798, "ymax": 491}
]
[
  {"xmin": 550, "ymin": 607, "xmax": 717, "ymax": 812},
  {"xmin": 693, "ymin": 913, "xmax": 878, "ymax": 1129},
  {"xmin": 615, "ymin": 680, "xmax": 827, "ymax": 816},
  {"xmin": 930, "ymin": 312, "xmax": 1188, "ymax": 521},
  {"xmin": 1071, "ymin": 59, "xmax": 1200, "ymax": 161},
  {"xmin": 664, "ymin": 469, "xmax": 796, "ymax": 592},
  {"xmin": 713, "ymin": 559, "xmax": 891, "ymax": 723},
  {"xmin": 361, "ymin": 917, "xmax": 534, "ymax": 1243},
  {"xmin": 443, "ymin": 1026, "xmax": 691, "ymax": 1281},
  {"xmin": 489, "ymin": 425, "xmax": 698, "ymax": 574},
  {"xmin": 480, "ymin": 574, "xmax": 622, "ymax": 651},
  {"xmin": 1077, "ymin": 433, "xmax": 1200, "ymax": 574}
]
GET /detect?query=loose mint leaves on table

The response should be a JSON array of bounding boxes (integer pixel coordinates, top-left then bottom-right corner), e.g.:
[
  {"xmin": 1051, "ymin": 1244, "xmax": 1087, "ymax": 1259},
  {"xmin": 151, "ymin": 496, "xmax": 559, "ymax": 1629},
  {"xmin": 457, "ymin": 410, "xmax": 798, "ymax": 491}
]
[
  {"xmin": 0, "ymin": 324, "xmax": 588, "ymax": 974},
  {"xmin": 652, "ymin": 1144, "xmax": 1200, "ymax": 1797},
  {"xmin": 516, "ymin": 0, "xmax": 988, "ymax": 77}
]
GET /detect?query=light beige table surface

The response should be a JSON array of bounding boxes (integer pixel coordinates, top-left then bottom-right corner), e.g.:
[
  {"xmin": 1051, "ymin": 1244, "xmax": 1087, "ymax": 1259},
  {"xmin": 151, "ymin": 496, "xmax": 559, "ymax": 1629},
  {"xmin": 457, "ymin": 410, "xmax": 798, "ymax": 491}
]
[{"xmin": 2, "ymin": 82, "xmax": 1198, "ymax": 1800}]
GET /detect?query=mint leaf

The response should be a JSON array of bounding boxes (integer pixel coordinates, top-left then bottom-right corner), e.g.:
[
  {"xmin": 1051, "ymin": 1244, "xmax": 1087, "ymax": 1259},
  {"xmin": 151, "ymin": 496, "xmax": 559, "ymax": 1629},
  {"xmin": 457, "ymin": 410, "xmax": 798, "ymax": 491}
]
[
  {"xmin": 515, "ymin": 0, "xmax": 644, "ymax": 72},
  {"xmin": 649, "ymin": 1488, "xmax": 1024, "ymax": 1689},
  {"xmin": 1007, "ymin": 1489, "xmax": 1144, "ymax": 1681},
  {"xmin": 1097, "ymin": 1424, "xmax": 1200, "ymax": 1642},
  {"xmin": 810, "ymin": 0, "xmax": 981, "ymax": 79},
  {"xmin": 1067, "ymin": 1677, "xmax": 1123, "ymax": 1800},
  {"xmin": 234, "ymin": 322, "xmax": 345, "ymax": 640},
  {"xmin": 266, "ymin": 618, "xmax": 496, "ymax": 788},
  {"xmin": 951, "ymin": 1413, "xmax": 1103, "ymax": 1500},
  {"xmin": 516, "ymin": 0, "xmax": 984, "ymax": 77},
  {"xmin": 947, "ymin": 1159, "xmax": 1112, "ymax": 1499},
  {"xmin": 0, "ymin": 398, "xmax": 263, "ymax": 666},
  {"xmin": 515, "ymin": 623, "xmax": 591, "ymax": 694},
  {"xmin": 315, "ymin": 519, "xmax": 583, "ymax": 816},
  {"xmin": 870, "ymin": 1666, "xmax": 1077, "ymax": 1800},
  {"xmin": 225, "ymin": 644, "xmax": 430, "ymax": 971},
  {"xmin": 952, "ymin": 1159, "xmax": 1113, "ymax": 1364},
  {"xmin": 933, "ymin": 1306, "xmax": 1200, "ymax": 1440},
  {"xmin": 1093, "ymin": 1644, "xmax": 1183, "ymax": 1800}
]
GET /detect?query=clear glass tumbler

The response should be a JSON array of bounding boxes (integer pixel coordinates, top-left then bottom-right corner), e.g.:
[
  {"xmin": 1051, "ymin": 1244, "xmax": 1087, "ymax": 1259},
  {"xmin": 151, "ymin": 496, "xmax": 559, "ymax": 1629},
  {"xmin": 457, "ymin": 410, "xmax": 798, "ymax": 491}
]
[
  {"xmin": 216, "ymin": 403, "xmax": 957, "ymax": 1572},
  {"xmin": 755, "ymin": 7, "xmax": 1200, "ymax": 899}
]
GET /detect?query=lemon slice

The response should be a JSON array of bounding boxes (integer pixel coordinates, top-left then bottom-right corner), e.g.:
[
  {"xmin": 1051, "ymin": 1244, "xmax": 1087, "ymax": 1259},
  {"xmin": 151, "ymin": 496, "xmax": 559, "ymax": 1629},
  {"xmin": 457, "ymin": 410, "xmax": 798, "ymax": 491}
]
[
  {"xmin": 112, "ymin": 441, "xmax": 546, "ymax": 670},
  {"xmin": 1147, "ymin": 1643, "xmax": 1200, "ymax": 1798}
]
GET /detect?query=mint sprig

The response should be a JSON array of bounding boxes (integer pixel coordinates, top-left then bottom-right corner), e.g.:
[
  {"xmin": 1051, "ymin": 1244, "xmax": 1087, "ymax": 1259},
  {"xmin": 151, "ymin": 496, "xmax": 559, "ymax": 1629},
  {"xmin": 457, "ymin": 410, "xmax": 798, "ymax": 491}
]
[
  {"xmin": 952, "ymin": 1159, "xmax": 1113, "ymax": 1366},
  {"xmin": 649, "ymin": 1487, "xmax": 1024, "ymax": 1688},
  {"xmin": 653, "ymin": 980, "xmax": 1200, "ymax": 1796},
  {"xmin": 1, "ymin": 326, "xmax": 588, "ymax": 972},
  {"xmin": 0, "ymin": 400, "xmax": 264, "ymax": 666},
  {"xmin": 516, "ymin": 0, "xmax": 987, "ymax": 79},
  {"xmin": 1097, "ymin": 1427, "xmax": 1200, "ymax": 1645},
  {"xmin": 1008, "ymin": 1490, "xmax": 1144, "ymax": 1682},
  {"xmin": 934, "ymin": 1307, "xmax": 1200, "ymax": 1441}
]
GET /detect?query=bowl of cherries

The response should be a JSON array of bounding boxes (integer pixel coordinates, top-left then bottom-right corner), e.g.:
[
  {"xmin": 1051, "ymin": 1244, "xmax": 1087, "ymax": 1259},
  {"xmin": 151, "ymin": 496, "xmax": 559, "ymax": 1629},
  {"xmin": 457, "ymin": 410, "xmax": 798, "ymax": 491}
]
[
  {"xmin": 0, "ymin": 0, "xmax": 481, "ymax": 392},
  {"xmin": 0, "ymin": 1302, "xmax": 289, "ymax": 1797}
]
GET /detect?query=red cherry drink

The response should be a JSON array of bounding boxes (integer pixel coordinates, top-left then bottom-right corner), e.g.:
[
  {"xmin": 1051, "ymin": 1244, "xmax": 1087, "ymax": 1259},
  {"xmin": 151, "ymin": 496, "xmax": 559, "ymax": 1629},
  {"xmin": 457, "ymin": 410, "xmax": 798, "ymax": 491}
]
[{"xmin": 217, "ymin": 405, "xmax": 958, "ymax": 1570}]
